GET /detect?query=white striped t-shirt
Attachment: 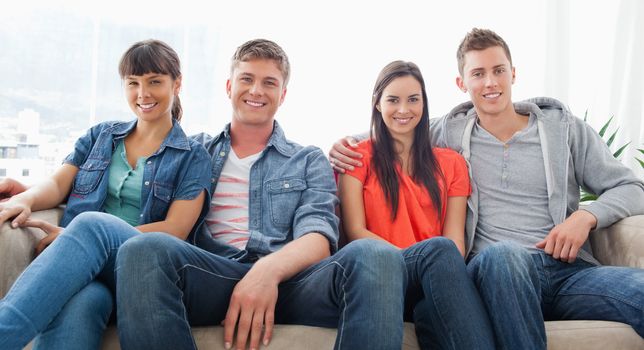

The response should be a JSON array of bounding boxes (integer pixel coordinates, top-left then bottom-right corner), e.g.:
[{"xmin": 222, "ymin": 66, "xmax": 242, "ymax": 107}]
[{"xmin": 206, "ymin": 149, "xmax": 261, "ymax": 250}]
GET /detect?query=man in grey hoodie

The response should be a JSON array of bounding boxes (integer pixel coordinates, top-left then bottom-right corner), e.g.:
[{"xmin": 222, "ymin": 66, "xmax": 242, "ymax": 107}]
[{"xmin": 330, "ymin": 28, "xmax": 644, "ymax": 349}]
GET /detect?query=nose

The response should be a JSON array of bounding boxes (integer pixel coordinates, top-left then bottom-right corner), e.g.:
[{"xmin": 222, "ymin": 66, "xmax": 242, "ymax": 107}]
[
  {"xmin": 484, "ymin": 75, "xmax": 497, "ymax": 87},
  {"xmin": 249, "ymin": 81, "xmax": 263, "ymax": 96},
  {"xmin": 137, "ymin": 84, "xmax": 150, "ymax": 99},
  {"xmin": 398, "ymin": 102, "xmax": 410, "ymax": 114}
]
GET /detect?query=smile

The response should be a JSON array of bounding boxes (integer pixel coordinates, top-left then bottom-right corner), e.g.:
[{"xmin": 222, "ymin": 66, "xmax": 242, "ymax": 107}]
[
  {"xmin": 393, "ymin": 116, "xmax": 414, "ymax": 125},
  {"xmin": 245, "ymin": 100, "xmax": 266, "ymax": 107},
  {"xmin": 483, "ymin": 92, "xmax": 501, "ymax": 99},
  {"xmin": 137, "ymin": 102, "xmax": 158, "ymax": 111}
]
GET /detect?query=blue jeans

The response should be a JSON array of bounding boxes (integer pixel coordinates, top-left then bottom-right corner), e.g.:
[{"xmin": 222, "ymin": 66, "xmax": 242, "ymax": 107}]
[
  {"xmin": 116, "ymin": 235, "xmax": 406, "ymax": 350},
  {"xmin": 0, "ymin": 212, "xmax": 139, "ymax": 350},
  {"xmin": 404, "ymin": 238, "xmax": 495, "ymax": 349},
  {"xmin": 467, "ymin": 241, "xmax": 644, "ymax": 350}
]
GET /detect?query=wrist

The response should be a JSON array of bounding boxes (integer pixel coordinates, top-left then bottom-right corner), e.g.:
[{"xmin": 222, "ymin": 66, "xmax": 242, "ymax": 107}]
[{"xmin": 576, "ymin": 209, "xmax": 597, "ymax": 230}]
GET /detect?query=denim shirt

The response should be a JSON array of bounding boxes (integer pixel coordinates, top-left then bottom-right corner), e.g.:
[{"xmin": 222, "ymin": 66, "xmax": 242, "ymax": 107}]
[
  {"xmin": 62, "ymin": 119, "xmax": 212, "ymax": 234},
  {"xmin": 190, "ymin": 121, "xmax": 339, "ymax": 262}
]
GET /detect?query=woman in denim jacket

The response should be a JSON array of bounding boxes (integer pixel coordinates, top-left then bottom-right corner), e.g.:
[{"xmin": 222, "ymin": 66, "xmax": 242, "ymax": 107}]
[{"xmin": 0, "ymin": 39, "xmax": 211, "ymax": 349}]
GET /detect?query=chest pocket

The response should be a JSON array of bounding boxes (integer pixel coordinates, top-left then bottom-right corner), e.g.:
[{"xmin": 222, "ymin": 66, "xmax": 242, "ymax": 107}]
[
  {"xmin": 73, "ymin": 158, "xmax": 110, "ymax": 194},
  {"xmin": 267, "ymin": 178, "xmax": 306, "ymax": 227},
  {"xmin": 149, "ymin": 182, "xmax": 175, "ymax": 222}
]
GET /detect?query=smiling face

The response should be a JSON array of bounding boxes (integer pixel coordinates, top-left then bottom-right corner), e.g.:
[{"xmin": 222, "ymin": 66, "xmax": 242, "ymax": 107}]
[
  {"xmin": 377, "ymin": 75, "xmax": 424, "ymax": 140},
  {"xmin": 124, "ymin": 72, "xmax": 181, "ymax": 123},
  {"xmin": 456, "ymin": 45, "xmax": 516, "ymax": 119},
  {"xmin": 226, "ymin": 58, "xmax": 286, "ymax": 128}
]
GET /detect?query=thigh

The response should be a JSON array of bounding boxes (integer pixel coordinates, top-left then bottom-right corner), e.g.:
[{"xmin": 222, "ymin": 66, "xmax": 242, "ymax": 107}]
[{"xmin": 551, "ymin": 264, "xmax": 644, "ymax": 322}]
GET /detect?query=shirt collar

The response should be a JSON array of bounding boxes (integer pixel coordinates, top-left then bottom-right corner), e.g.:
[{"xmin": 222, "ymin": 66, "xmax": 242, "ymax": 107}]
[{"xmin": 110, "ymin": 119, "xmax": 191, "ymax": 151}]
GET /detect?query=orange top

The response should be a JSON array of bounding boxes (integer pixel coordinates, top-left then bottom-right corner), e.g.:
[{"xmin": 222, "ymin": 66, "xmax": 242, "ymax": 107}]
[{"xmin": 345, "ymin": 140, "xmax": 470, "ymax": 248}]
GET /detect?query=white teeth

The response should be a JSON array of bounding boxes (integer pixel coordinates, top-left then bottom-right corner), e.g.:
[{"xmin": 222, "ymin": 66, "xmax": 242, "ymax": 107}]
[
  {"xmin": 394, "ymin": 117, "xmax": 412, "ymax": 124},
  {"xmin": 139, "ymin": 103, "xmax": 156, "ymax": 109},
  {"xmin": 483, "ymin": 93, "xmax": 501, "ymax": 99},
  {"xmin": 245, "ymin": 100, "xmax": 265, "ymax": 107}
]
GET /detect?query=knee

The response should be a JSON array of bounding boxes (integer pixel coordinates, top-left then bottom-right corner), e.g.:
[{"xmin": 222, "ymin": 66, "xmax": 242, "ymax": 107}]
[
  {"xmin": 63, "ymin": 212, "xmax": 120, "ymax": 240},
  {"xmin": 58, "ymin": 282, "xmax": 113, "ymax": 322},
  {"xmin": 476, "ymin": 241, "xmax": 532, "ymax": 266},
  {"xmin": 412, "ymin": 237, "xmax": 460, "ymax": 258},
  {"xmin": 117, "ymin": 233, "xmax": 179, "ymax": 267},
  {"xmin": 341, "ymin": 239, "xmax": 405, "ymax": 278},
  {"xmin": 468, "ymin": 242, "xmax": 536, "ymax": 283}
]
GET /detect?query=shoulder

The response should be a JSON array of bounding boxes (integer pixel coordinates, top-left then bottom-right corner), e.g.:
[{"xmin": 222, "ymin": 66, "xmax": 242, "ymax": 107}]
[{"xmin": 432, "ymin": 147, "xmax": 464, "ymax": 162}]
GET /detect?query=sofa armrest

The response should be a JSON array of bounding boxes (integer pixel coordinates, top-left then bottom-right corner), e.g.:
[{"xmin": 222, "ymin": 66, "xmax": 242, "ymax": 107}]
[
  {"xmin": 589, "ymin": 215, "xmax": 644, "ymax": 269},
  {"xmin": 0, "ymin": 208, "xmax": 63, "ymax": 297}
]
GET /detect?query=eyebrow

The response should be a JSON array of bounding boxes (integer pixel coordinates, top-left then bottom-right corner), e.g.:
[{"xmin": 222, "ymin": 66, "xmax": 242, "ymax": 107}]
[{"xmin": 239, "ymin": 72, "xmax": 280, "ymax": 82}]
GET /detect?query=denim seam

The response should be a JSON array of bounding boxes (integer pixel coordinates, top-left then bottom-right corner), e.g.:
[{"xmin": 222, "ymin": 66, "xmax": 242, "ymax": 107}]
[{"xmin": 175, "ymin": 264, "xmax": 244, "ymax": 282}]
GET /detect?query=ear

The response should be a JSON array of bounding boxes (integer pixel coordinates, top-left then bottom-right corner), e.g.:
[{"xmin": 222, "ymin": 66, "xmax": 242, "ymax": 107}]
[
  {"xmin": 375, "ymin": 103, "xmax": 381, "ymax": 112},
  {"xmin": 278, "ymin": 87, "xmax": 287, "ymax": 106},
  {"xmin": 511, "ymin": 66, "xmax": 516, "ymax": 84},
  {"xmin": 456, "ymin": 76, "xmax": 467, "ymax": 93},
  {"xmin": 174, "ymin": 75, "xmax": 183, "ymax": 95},
  {"xmin": 226, "ymin": 79, "xmax": 232, "ymax": 98}
]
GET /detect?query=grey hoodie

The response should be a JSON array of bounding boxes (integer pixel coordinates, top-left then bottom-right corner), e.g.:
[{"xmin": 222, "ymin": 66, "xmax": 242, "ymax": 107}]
[{"xmin": 430, "ymin": 97, "xmax": 644, "ymax": 262}]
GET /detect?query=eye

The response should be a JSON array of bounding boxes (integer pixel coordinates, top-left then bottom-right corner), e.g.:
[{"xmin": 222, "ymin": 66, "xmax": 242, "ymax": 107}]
[
  {"xmin": 127, "ymin": 81, "xmax": 138, "ymax": 86},
  {"xmin": 472, "ymin": 72, "xmax": 482, "ymax": 78},
  {"xmin": 240, "ymin": 77, "xmax": 252, "ymax": 82},
  {"xmin": 265, "ymin": 80, "xmax": 276, "ymax": 86},
  {"xmin": 150, "ymin": 80, "xmax": 161, "ymax": 85},
  {"xmin": 386, "ymin": 97, "xmax": 399, "ymax": 104},
  {"xmin": 409, "ymin": 97, "xmax": 420, "ymax": 103},
  {"xmin": 495, "ymin": 67, "xmax": 506, "ymax": 74}
]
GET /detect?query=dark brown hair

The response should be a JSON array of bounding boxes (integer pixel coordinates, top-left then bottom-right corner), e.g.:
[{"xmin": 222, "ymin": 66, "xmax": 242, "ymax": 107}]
[
  {"xmin": 457, "ymin": 28, "xmax": 512, "ymax": 76},
  {"xmin": 370, "ymin": 61, "xmax": 444, "ymax": 220},
  {"xmin": 118, "ymin": 39, "xmax": 183, "ymax": 121}
]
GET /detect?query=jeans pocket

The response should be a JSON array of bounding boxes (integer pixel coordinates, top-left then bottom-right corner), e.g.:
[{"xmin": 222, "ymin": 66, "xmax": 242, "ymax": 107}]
[{"xmin": 267, "ymin": 178, "xmax": 306, "ymax": 227}]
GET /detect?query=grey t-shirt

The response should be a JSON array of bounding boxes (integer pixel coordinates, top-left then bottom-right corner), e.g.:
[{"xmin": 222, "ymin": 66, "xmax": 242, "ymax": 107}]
[{"xmin": 470, "ymin": 113, "xmax": 555, "ymax": 254}]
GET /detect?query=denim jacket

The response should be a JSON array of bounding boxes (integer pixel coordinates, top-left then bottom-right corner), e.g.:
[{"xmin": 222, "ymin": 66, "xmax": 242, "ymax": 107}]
[
  {"xmin": 190, "ymin": 121, "xmax": 339, "ymax": 261},
  {"xmin": 62, "ymin": 119, "xmax": 212, "ymax": 234}
]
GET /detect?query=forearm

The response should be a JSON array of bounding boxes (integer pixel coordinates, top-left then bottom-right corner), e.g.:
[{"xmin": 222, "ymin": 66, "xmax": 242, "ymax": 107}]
[
  {"xmin": 136, "ymin": 220, "xmax": 190, "ymax": 240},
  {"xmin": 252, "ymin": 232, "xmax": 331, "ymax": 283},
  {"xmin": 17, "ymin": 178, "xmax": 69, "ymax": 211},
  {"xmin": 442, "ymin": 232, "xmax": 465, "ymax": 257}
]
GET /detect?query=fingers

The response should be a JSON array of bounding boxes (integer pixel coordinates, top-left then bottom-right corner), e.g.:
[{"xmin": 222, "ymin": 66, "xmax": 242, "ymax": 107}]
[
  {"xmin": 11, "ymin": 209, "xmax": 32, "ymax": 228},
  {"xmin": 0, "ymin": 207, "xmax": 25, "ymax": 228},
  {"xmin": 223, "ymin": 303, "xmax": 240, "ymax": 350},
  {"xmin": 235, "ymin": 308, "xmax": 253, "ymax": 350},
  {"xmin": 35, "ymin": 234, "xmax": 56, "ymax": 255},
  {"xmin": 263, "ymin": 310, "xmax": 274, "ymax": 347},
  {"xmin": 248, "ymin": 312, "xmax": 264, "ymax": 350},
  {"xmin": 21, "ymin": 219, "xmax": 59, "ymax": 234}
]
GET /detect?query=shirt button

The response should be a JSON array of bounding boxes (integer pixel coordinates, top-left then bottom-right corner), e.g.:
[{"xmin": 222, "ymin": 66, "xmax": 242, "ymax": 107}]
[
  {"xmin": 503, "ymin": 144, "xmax": 509, "ymax": 149},
  {"xmin": 147, "ymin": 160, "xmax": 152, "ymax": 165},
  {"xmin": 284, "ymin": 183, "xmax": 290, "ymax": 189},
  {"xmin": 211, "ymin": 178, "xmax": 216, "ymax": 183},
  {"xmin": 219, "ymin": 151, "xmax": 226, "ymax": 157},
  {"xmin": 144, "ymin": 181, "xmax": 150, "ymax": 186},
  {"xmin": 139, "ymin": 214, "xmax": 143, "ymax": 217}
]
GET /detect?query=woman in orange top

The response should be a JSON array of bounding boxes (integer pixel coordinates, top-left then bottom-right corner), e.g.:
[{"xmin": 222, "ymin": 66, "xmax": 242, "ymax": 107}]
[{"xmin": 339, "ymin": 61, "xmax": 494, "ymax": 349}]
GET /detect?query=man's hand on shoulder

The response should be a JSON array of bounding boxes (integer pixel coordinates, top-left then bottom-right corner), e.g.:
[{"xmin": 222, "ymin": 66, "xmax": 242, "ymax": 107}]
[
  {"xmin": 536, "ymin": 210, "xmax": 597, "ymax": 263},
  {"xmin": 223, "ymin": 259, "xmax": 279, "ymax": 350},
  {"xmin": 0, "ymin": 178, "xmax": 28, "ymax": 202},
  {"xmin": 328, "ymin": 136, "xmax": 362, "ymax": 173}
]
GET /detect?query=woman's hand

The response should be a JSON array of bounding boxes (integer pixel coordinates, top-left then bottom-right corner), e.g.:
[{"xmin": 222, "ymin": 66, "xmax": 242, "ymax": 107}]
[
  {"xmin": 0, "ymin": 195, "xmax": 34, "ymax": 228},
  {"xmin": 20, "ymin": 219, "xmax": 64, "ymax": 255}
]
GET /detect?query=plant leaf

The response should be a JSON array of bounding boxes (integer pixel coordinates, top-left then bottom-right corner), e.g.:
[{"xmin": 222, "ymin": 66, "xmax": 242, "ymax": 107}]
[
  {"xmin": 637, "ymin": 158, "xmax": 644, "ymax": 169},
  {"xmin": 613, "ymin": 142, "xmax": 631, "ymax": 158},
  {"xmin": 598, "ymin": 116, "xmax": 613, "ymax": 137},
  {"xmin": 605, "ymin": 128, "xmax": 619, "ymax": 147},
  {"xmin": 580, "ymin": 194, "xmax": 598, "ymax": 202},
  {"xmin": 583, "ymin": 109, "xmax": 588, "ymax": 122}
]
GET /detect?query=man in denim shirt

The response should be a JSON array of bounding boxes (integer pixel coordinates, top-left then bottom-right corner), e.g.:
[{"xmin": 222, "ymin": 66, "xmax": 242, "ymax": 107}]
[{"xmin": 115, "ymin": 39, "xmax": 406, "ymax": 350}]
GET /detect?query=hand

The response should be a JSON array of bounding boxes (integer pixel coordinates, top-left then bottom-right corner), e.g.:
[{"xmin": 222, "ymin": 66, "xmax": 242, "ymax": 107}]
[
  {"xmin": 0, "ymin": 178, "xmax": 28, "ymax": 202},
  {"xmin": 328, "ymin": 137, "xmax": 362, "ymax": 173},
  {"xmin": 224, "ymin": 262, "xmax": 278, "ymax": 350},
  {"xmin": 0, "ymin": 196, "xmax": 33, "ymax": 228},
  {"xmin": 20, "ymin": 218, "xmax": 64, "ymax": 255},
  {"xmin": 536, "ymin": 210, "xmax": 597, "ymax": 263}
]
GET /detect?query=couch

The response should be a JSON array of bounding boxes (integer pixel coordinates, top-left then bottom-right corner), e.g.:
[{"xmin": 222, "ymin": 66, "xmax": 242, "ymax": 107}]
[{"xmin": 1, "ymin": 208, "xmax": 642, "ymax": 349}]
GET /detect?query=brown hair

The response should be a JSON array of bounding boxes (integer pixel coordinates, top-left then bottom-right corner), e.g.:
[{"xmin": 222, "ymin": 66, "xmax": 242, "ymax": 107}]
[
  {"xmin": 370, "ymin": 61, "xmax": 444, "ymax": 219},
  {"xmin": 456, "ymin": 28, "xmax": 512, "ymax": 76},
  {"xmin": 118, "ymin": 39, "xmax": 183, "ymax": 121},
  {"xmin": 231, "ymin": 39, "xmax": 290, "ymax": 86}
]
